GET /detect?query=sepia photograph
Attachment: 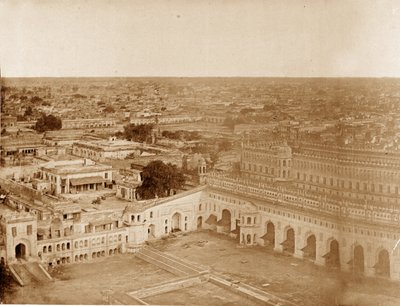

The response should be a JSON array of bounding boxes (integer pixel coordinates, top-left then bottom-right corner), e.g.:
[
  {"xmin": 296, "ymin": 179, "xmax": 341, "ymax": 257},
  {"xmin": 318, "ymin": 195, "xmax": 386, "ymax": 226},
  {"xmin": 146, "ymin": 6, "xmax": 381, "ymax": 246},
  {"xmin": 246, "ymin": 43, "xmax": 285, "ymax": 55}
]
[{"xmin": 1, "ymin": 0, "xmax": 400, "ymax": 305}]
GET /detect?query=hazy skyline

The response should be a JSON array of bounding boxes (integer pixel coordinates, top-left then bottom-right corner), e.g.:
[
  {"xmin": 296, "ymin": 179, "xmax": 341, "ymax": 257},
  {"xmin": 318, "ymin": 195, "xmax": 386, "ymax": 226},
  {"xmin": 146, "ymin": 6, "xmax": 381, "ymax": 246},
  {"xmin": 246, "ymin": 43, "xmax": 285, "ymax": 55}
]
[{"xmin": 1, "ymin": 0, "xmax": 400, "ymax": 78}]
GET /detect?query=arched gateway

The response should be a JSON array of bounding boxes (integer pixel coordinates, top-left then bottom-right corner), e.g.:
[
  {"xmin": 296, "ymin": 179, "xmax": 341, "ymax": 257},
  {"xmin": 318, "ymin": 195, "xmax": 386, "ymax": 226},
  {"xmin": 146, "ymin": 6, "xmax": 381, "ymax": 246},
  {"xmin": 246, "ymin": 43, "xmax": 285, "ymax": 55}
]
[{"xmin": 15, "ymin": 243, "xmax": 27, "ymax": 259}]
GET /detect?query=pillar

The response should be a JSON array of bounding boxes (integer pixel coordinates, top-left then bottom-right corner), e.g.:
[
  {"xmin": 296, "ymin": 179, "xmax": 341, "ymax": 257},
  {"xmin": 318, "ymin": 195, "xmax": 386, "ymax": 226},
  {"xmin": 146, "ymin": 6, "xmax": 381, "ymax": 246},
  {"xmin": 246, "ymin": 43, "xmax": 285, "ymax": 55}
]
[
  {"xmin": 339, "ymin": 239, "xmax": 351, "ymax": 272},
  {"xmin": 315, "ymin": 234, "xmax": 325, "ymax": 266},
  {"xmin": 274, "ymin": 227, "xmax": 284, "ymax": 252}
]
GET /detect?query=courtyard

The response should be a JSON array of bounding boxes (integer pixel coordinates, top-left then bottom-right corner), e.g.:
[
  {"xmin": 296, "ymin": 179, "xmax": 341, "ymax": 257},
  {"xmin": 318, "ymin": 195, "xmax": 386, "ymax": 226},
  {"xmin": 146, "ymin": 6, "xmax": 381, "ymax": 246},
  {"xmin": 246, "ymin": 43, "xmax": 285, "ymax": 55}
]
[{"xmin": 6, "ymin": 230, "xmax": 400, "ymax": 305}]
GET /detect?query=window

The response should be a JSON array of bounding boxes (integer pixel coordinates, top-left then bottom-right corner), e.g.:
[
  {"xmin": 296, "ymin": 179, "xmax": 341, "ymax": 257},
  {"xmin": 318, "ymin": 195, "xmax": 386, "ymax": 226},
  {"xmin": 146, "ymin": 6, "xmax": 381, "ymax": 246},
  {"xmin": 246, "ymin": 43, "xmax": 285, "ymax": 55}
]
[
  {"xmin": 150, "ymin": 211, "xmax": 153, "ymax": 218},
  {"xmin": 105, "ymin": 173, "xmax": 108, "ymax": 179},
  {"xmin": 247, "ymin": 217, "xmax": 251, "ymax": 224},
  {"xmin": 27, "ymin": 225, "xmax": 32, "ymax": 235},
  {"xmin": 12, "ymin": 227, "xmax": 17, "ymax": 237}
]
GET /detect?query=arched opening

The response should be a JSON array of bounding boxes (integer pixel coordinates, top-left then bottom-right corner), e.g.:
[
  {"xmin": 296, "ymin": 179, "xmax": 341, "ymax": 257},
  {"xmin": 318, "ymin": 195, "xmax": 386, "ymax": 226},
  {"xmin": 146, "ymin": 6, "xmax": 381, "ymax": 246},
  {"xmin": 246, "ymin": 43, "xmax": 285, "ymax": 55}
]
[
  {"xmin": 302, "ymin": 234, "xmax": 316, "ymax": 260},
  {"xmin": 281, "ymin": 227, "xmax": 295, "ymax": 254},
  {"xmin": 246, "ymin": 234, "xmax": 252, "ymax": 245},
  {"xmin": 323, "ymin": 239, "xmax": 340, "ymax": 268},
  {"xmin": 217, "ymin": 209, "xmax": 231, "ymax": 233},
  {"xmin": 205, "ymin": 214, "xmax": 217, "ymax": 231},
  {"xmin": 171, "ymin": 212, "xmax": 181, "ymax": 232},
  {"xmin": 349, "ymin": 245, "xmax": 364, "ymax": 273},
  {"xmin": 197, "ymin": 216, "xmax": 203, "ymax": 229},
  {"xmin": 261, "ymin": 222, "xmax": 275, "ymax": 247},
  {"xmin": 374, "ymin": 249, "xmax": 390, "ymax": 278},
  {"xmin": 148, "ymin": 224, "xmax": 156, "ymax": 238},
  {"xmin": 15, "ymin": 243, "xmax": 27, "ymax": 259}
]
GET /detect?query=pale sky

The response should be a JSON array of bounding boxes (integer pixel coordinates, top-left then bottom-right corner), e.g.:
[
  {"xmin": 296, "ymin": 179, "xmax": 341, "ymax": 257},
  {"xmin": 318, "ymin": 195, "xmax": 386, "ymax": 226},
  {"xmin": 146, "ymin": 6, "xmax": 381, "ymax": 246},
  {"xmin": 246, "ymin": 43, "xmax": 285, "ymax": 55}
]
[{"xmin": 1, "ymin": 0, "xmax": 400, "ymax": 77}]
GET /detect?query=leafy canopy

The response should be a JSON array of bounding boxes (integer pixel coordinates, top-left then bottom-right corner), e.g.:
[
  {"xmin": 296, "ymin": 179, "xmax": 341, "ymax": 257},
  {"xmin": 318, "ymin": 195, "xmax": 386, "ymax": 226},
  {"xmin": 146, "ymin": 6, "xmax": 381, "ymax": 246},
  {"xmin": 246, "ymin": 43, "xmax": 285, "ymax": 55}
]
[
  {"xmin": 122, "ymin": 123, "xmax": 154, "ymax": 143},
  {"xmin": 35, "ymin": 113, "xmax": 62, "ymax": 133},
  {"xmin": 137, "ymin": 160, "xmax": 185, "ymax": 199}
]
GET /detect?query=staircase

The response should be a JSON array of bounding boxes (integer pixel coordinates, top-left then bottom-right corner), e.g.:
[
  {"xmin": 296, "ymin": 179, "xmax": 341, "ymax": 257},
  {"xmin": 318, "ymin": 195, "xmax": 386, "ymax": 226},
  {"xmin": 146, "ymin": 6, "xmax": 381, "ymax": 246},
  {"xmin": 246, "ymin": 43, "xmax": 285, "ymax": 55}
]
[
  {"xmin": 135, "ymin": 246, "xmax": 208, "ymax": 277},
  {"xmin": 9, "ymin": 261, "xmax": 53, "ymax": 286}
]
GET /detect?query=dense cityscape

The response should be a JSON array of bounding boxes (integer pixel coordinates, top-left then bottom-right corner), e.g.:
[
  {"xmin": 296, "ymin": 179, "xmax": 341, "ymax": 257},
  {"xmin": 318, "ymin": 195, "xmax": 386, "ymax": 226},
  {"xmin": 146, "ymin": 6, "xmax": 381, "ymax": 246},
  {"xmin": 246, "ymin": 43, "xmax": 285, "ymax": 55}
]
[{"xmin": 1, "ymin": 77, "xmax": 400, "ymax": 305}]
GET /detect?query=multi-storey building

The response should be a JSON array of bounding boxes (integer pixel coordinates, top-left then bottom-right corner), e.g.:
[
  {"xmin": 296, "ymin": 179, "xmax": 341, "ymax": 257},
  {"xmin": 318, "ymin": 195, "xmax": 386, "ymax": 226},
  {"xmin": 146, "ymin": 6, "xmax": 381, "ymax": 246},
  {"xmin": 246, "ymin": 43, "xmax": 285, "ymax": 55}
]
[
  {"xmin": 37, "ymin": 159, "xmax": 113, "ymax": 195},
  {"xmin": 240, "ymin": 141, "xmax": 292, "ymax": 182},
  {"xmin": 61, "ymin": 118, "xmax": 117, "ymax": 130},
  {"xmin": 291, "ymin": 142, "xmax": 400, "ymax": 205},
  {"xmin": 72, "ymin": 138, "xmax": 141, "ymax": 161},
  {"xmin": 2, "ymin": 142, "xmax": 400, "ymax": 284}
]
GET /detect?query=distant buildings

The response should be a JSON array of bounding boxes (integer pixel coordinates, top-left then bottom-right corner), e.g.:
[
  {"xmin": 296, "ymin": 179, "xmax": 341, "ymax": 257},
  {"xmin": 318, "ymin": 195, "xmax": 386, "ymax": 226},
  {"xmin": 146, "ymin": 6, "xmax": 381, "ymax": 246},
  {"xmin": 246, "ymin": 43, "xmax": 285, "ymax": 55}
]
[
  {"xmin": 37, "ymin": 159, "xmax": 113, "ymax": 195},
  {"xmin": 72, "ymin": 138, "xmax": 140, "ymax": 161},
  {"xmin": 62, "ymin": 118, "xmax": 117, "ymax": 130}
]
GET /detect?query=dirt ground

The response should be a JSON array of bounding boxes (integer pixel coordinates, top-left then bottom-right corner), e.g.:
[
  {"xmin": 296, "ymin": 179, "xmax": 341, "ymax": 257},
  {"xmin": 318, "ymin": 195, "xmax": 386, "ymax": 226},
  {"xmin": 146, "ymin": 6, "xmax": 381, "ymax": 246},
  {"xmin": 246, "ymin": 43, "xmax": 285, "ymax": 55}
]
[
  {"xmin": 143, "ymin": 282, "xmax": 247, "ymax": 305},
  {"xmin": 149, "ymin": 231, "xmax": 400, "ymax": 306},
  {"xmin": 6, "ymin": 231, "xmax": 400, "ymax": 305},
  {"xmin": 6, "ymin": 255, "xmax": 173, "ymax": 304}
]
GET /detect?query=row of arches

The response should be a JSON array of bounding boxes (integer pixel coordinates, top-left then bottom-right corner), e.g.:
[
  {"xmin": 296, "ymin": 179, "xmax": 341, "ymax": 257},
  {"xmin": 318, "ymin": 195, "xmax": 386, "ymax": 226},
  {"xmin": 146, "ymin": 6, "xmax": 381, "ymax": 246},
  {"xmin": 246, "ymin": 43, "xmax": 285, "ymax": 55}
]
[
  {"xmin": 201, "ymin": 209, "xmax": 233, "ymax": 232},
  {"xmin": 261, "ymin": 222, "xmax": 391, "ymax": 277}
]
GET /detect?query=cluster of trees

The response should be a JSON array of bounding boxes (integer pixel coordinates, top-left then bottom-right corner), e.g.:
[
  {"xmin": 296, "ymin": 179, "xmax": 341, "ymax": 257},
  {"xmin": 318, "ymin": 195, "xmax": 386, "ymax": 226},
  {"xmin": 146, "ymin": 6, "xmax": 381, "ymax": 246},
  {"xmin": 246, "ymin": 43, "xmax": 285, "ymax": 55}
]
[
  {"xmin": 30, "ymin": 96, "xmax": 43, "ymax": 104},
  {"xmin": 118, "ymin": 124, "xmax": 154, "ymax": 143},
  {"xmin": 34, "ymin": 114, "xmax": 62, "ymax": 133},
  {"xmin": 103, "ymin": 105, "xmax": 115, "ymax": 113},
  {"xmin": 137, "ymin": 160, "xmax": 185, "ymax": 200},
  {"xmin": 161, "ymin": 130, "xmax": 201, "ymax": 141}
]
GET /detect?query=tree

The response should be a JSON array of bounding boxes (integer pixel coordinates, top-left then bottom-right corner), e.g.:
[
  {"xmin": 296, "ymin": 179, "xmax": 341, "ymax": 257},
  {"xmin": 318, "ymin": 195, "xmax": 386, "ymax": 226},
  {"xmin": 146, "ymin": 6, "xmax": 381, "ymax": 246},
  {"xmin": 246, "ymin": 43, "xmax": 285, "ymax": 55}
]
[
  {"xmin": 137, "ymin": 160, "xmax": 185, "ymax": 199},
  {"xmin": 30, "ymin": 96, "xmax": 43, "ymax": 104},
  {"xmin": 24, "ymin": 106, "xmax": 33, "ymax": 117},
  {"xmin": 0, "ymin": 261, "xmax": 15, "ymax": 302},
  {"xmin": 218, "ymin": 139, "xmax": 232, "ymax": 152},
  {"xmin": 103, "ymin": 105, "xmax": 115, "ymax": 113},
  {"xmin": 35, "ymin": 114, "xmax": 62, "ymax": 133},
  {"xmin": 123, "ymin": 124, "xmax": 154, "ymax": 143}
]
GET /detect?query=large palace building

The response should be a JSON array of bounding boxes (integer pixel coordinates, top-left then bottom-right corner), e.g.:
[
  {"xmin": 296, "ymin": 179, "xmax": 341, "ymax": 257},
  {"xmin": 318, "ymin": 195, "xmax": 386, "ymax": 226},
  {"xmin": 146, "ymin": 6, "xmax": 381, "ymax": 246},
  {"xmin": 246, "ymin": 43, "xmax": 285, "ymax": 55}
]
[{"xmin": 1, "ymin": 141, "xmax": 400, "ymax": 284}]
